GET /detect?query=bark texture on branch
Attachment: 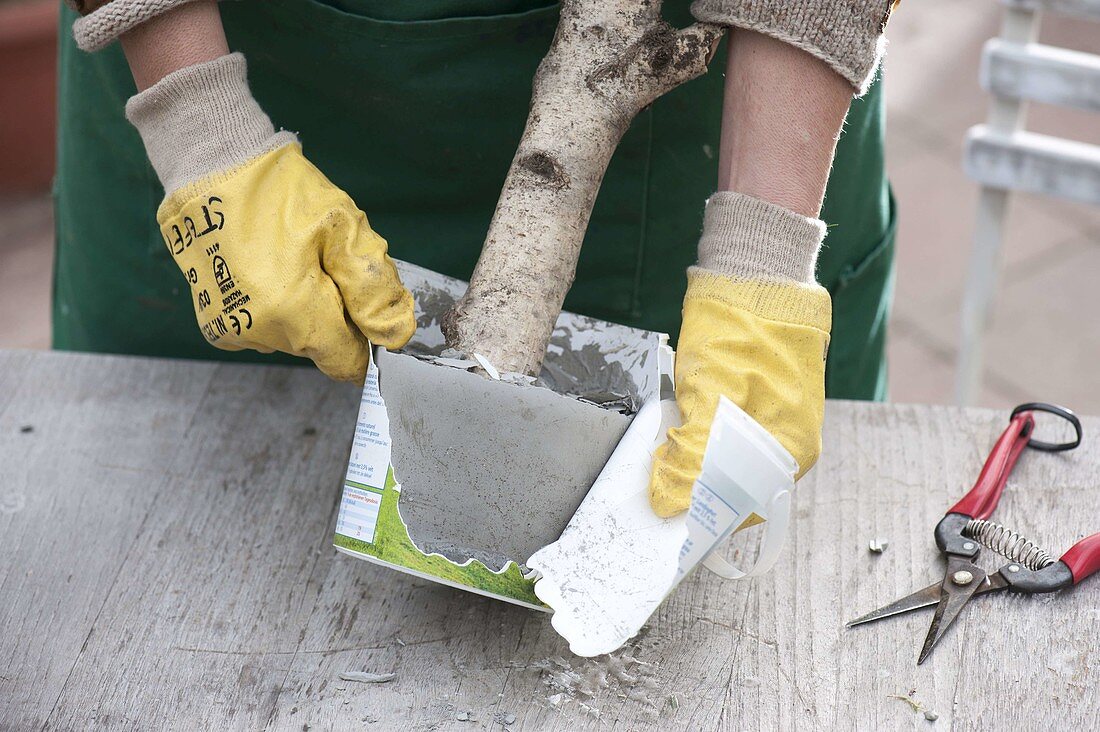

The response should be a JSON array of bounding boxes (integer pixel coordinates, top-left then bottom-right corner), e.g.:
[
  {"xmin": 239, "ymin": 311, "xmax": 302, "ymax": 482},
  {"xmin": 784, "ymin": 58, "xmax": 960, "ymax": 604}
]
[{"xmin": 441, "ymin": 1, "xmax": 722, "ymax": 376}]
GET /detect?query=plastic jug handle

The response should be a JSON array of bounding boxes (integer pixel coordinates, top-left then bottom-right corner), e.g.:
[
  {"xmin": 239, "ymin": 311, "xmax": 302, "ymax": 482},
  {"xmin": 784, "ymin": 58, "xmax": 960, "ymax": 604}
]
[{"xmin": 700, "ymin": 490, "xmax": 791, "ymax": 580}]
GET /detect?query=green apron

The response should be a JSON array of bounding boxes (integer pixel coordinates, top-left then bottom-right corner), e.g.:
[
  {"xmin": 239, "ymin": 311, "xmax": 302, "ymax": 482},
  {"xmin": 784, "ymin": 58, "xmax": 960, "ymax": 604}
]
[{"xmin": 54, "ymin": 0, "xmax": 895, "ymax": 400}]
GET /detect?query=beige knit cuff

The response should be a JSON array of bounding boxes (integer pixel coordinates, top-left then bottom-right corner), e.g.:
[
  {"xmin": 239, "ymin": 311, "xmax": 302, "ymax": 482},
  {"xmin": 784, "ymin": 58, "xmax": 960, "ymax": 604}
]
[
  {"xmin": 73, "ymin": 0, "xmax": 197, "ymax": 52},
  {"xmin": 696, "ymin": 192, "xmax": 826, "ymax": 285},
  {"xmin": 690, "ymin": 0, "xmax": 894, "ymax": 95},
  {"xmin": 125, "ymin": 53, "xmax": 296, "ymax": 195}
]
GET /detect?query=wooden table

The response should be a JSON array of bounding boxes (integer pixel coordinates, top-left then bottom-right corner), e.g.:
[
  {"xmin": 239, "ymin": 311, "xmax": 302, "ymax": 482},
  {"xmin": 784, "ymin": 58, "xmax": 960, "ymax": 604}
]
[{"xmin": 2, "ymin": 350, "xmax": 1096, "ymax": 730}]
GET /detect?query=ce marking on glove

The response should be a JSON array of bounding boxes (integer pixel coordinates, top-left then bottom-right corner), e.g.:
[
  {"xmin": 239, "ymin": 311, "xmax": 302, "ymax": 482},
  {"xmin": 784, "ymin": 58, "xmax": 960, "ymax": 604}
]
[{"xmin": 229, "ymin": 309, "xmax": 253, "ymax": 335}]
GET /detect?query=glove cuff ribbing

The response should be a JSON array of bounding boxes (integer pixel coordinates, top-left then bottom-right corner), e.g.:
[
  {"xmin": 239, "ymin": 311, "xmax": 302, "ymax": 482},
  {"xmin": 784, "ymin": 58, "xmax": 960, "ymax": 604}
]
[
  {"xmin": 696, "ymin": 191, "xmax": 826, "ymax": 286},
  {"xmin": 125, "ymin": 52, "xmax": 297, "ymax": 195}
]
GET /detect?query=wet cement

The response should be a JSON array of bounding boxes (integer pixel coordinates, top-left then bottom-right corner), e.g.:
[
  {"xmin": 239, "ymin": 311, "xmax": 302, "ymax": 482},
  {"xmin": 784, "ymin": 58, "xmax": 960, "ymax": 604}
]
[
  {"xmin": 378, "ymin": 349, "xmax": 631, "ymax": 571},
  {"xmin": 395, "ymin": 260, "xmax": 655, "ymax": 410}
]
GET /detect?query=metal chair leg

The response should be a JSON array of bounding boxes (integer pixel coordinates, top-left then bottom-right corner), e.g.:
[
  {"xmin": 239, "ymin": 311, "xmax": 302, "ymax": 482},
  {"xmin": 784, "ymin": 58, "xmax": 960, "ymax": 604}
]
[{"xmin": 956, "ymin": 186, "xmax": 1010, "ymax": 405}]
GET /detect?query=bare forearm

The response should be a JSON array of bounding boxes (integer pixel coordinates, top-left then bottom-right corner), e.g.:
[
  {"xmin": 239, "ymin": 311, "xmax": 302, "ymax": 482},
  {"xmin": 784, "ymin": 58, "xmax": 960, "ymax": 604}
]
[
  {"xmin": 119, "ymin": 0, "xmax": 227, "ymax": 91},
  {"xmin": 718, "ymin": 28, "xmax": 851, "ymax": 218},
  {"xmin": 118, "ymin": 2, "xmax": 286, "ymax": 195}
]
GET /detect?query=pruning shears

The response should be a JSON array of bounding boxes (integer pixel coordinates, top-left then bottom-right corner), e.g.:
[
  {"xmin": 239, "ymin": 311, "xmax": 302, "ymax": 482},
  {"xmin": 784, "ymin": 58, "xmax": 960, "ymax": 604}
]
[{"xmin": 847, "ymin": 403, "xmax": 1100, "ymax": 664}]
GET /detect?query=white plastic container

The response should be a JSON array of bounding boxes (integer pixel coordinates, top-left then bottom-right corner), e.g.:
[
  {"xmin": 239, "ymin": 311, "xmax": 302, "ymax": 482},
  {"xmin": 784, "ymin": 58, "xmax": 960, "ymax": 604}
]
[{"xmin": 682, "ymin": 395, "xmax": 798, "ymax": 581}]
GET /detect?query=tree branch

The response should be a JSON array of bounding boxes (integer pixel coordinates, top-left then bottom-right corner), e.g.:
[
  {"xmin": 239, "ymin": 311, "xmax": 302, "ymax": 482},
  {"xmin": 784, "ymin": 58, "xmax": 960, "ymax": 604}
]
[{"xmin": 442, "ymin": 1, "xmax": 722, "ymax": 376}]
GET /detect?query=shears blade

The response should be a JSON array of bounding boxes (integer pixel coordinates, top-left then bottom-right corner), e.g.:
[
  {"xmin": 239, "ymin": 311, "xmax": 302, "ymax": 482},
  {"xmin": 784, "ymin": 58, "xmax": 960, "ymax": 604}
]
[
  {"xmin": 847, "ymin": 571, "xmax": 1008, "ymax": 628},
  {"xmin": 846, "ymin": 581, "xmax": 943, "ymax": 627},
  {"xmin": 916, "ymin": 558, "xmax": 988, "ymax": 664}
]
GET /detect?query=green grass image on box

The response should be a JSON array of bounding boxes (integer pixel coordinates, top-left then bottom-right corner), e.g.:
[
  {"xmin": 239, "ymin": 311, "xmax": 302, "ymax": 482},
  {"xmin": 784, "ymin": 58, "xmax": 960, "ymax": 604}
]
[{"xmin": 334, "ymin": 468, "xmax": 544, "ymax": 607}]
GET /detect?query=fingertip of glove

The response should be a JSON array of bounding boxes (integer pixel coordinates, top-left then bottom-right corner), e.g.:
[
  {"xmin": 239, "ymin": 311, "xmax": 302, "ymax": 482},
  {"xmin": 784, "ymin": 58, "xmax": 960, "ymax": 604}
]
[
  {"xmin": 647, "ymin": 460, "xmax": 693, "ymax": 518},
  {"xmin": 648, "ymin": 486, "xmax": 690, "ymax": 518},
  {"xmin": 794, "ymin": 450, "xmax": 820, "ymax": 481},
  {"xmin": 363, "ymin": 291, "xmax": 417, "ymax": 350},
  {"xmin": 209, "ymin": 340, "xmax": 247, "ymax": 353},
  {"xmin": 312, "ymin": 343, "xmax": 371, "ymax": 384},
  {"xmin": 321, "ymin": 363, "xmax": 369, "ymax": 384}
]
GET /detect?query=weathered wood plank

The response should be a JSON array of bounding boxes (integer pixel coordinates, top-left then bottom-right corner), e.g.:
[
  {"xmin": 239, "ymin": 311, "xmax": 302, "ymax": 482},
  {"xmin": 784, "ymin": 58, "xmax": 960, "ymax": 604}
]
[
  {"xmin": 981, "ymin": 39, "xmax": 1100, "ymax": 111},
  {"xmin": 2, "ymin": 351, "xmax": 1098, "ymax": 730},
  {"xmin": 37, "ymin": 356, "xmax": 362, "ymax": 730},
  {"xmin": 0, "ymin": 351, "xmax": 216, "ymax": 730}
]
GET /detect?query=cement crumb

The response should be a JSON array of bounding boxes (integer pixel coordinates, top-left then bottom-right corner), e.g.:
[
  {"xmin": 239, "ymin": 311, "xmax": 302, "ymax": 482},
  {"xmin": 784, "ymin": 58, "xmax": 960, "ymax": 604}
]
[
  {"xmin": 455, "ymin": 711, "xmax": 472, "ymax": 722},
  {"xmin": 869, "ymin": 538, "xmax": 889, "ymax": 554},
  {"xmin": 339, "ymin": 671, "xmax": 396, "ymax": 684},
  {"xmin": 494, "ymin": 712, "xmax": 517, "ymax": 725},
  {"xmin": 578, "ymin": 701, "xmax": 601, "ymax": 718},
  {"xmin": 532, "ymin": 649, "xmax": 661, "ymax": 717},
  {"xmin": 924, "ymin": 710, "xmax": 939, "ymax": 721}
]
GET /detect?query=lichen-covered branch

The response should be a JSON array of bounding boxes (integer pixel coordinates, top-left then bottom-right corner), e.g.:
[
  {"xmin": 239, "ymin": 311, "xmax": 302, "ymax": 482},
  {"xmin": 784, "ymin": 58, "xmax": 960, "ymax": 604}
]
[{"xmin": 442, "ymin": 1, "xmax": 722, "ymax": 376}]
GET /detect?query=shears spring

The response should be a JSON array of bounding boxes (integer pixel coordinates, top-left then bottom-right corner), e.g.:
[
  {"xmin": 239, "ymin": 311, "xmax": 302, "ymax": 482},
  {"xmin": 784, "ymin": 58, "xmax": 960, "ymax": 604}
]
[{"xmin": 963, "ymin": 519, "xmax": 1053, "ymax": 571}]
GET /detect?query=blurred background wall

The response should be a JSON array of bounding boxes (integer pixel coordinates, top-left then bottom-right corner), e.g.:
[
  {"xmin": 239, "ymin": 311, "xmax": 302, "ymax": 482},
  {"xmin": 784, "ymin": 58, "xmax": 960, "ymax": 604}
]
[
  {"xmin": 0, "ymin": 0, "xmax": 56, "ymax": 193},
  {"xmin": 0, "ymin": 0, "xmax": 56, "ymax": 353},
  {"xmin": 0, "ymin": 0, "xmax": 1097, "ymax": 411}
]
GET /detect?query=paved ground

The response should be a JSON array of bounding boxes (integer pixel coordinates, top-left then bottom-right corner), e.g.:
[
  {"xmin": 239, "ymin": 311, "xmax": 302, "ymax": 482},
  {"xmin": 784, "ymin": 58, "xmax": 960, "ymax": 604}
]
[{"xmin": 2, "ymin": 2, "xmax": 1098, "ymax": 411}]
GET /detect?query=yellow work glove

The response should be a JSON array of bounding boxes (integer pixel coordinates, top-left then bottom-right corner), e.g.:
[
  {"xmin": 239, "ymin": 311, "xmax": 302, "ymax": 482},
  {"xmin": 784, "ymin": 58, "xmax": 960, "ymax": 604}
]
[
  {"xmin": 126, "ymin": 53, "xmax": 414, "ymax": 382},
  {"xmin": 649, "ymin": 193, "xmax": 832, "ymax": 517}
]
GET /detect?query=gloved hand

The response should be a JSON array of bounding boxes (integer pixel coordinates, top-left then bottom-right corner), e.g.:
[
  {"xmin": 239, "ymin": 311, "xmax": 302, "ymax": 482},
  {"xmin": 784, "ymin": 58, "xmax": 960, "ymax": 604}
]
[
  {"xmin": 126, "ymin": 53, "xmax": 415, "ymax": 381},
  {"xmin": 648, "ymin": 192, "xmax": 832, "ymax": 517}
]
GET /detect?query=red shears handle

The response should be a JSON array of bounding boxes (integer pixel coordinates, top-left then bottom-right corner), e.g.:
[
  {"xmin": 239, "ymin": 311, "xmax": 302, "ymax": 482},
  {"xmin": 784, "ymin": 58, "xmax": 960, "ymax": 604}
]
[
  {"xmin": 949, "ymin": 411, "xmax": 1035, "ymax": 520},
  {"xmin": 1061, "ymin": 532, "xmax": 1100, "ymax": 585}
]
